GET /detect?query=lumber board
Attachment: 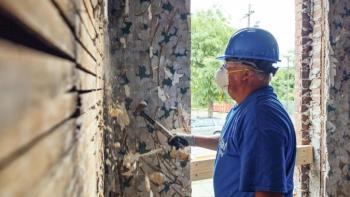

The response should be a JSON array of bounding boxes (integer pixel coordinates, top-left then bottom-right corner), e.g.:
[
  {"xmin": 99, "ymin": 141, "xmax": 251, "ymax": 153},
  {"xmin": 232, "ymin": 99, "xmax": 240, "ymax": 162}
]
[
  {"xmin": 0, "ymin": 0, "xmax": 75, "ymax": 58},
  {"xmin": 30, "ymin": 107, "xmax": 104, "ymax": 197},
  {"xmin": 0, "ymin": 39, "xmax": 77, "ymax": 161},
  {"xmin": 82, "ymin": 0, "xmax": 99, "ymax": 36},
  {"xmin": 28, "ymin": 147, "xmax": 79, "ymax": 197},
  {"xmin": 77, "ymin": 15, "xmax": 100, "ymax": 62},
  {"xmin": 0, "ymin": 119, "xmax": 76, "ymax": 197},
  {"xmin": 191, "ymin": 156, "xmax": 214, "ymax": 181},
  {"xmin": 53, "ymin": 0, "xmax": 101, "ymax": 72},
  {"xmin": 76, "ymin": 108, "xmax": 100, "ymax": 196},
  {"xmin": 79, "ymin": 90, "xmax": 103, "ymax": 114},
  {"xmin": 96, "ymin": 60, "xmax": 104, "ymax": 89},
  {"xmin": 77, "ymin": 69, "xmax": 98, "ymax": 90},
  {"xmin": 295, "ymin": 145, "xmax": 313, "ymax": 165},
  {"xmin": 51, "ymin": 0, "xmax": 78, "ymax": 27},
  {"xmin": 76, "ymin": 41, "xmax": 98, "ymax": 75},
  {"xmin": 77, "ymin": 6, "xmax": 104, "ymax": 59},
  {"xmin": 190, "ymin": 145, "xmax": 313, "ymax": 181},
  {"xmin": 75, "ymin": 0, "xmax": 98, "ymax": 41}
]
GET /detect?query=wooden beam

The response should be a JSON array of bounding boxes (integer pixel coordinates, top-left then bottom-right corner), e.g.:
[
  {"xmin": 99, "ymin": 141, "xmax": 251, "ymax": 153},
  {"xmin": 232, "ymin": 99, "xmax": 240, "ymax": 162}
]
[
  {"xmin": 295, "ymin": 144, "xmax": 313, "ymax": 165},
  {"xmin": 191, "ymin": 156, "xmax": 214, "ymax": 182},
  {"xmin": 77, "ymin": 69, "xmax": 98, "ymax": 90},
  {"xmin": 79, "ymin": 90, "xmax": 102, "ymax": 114},
  {"xmin": 0, "ymin": 0, "xmax": 75, "ymax": 58},
  {"xmin": 53, "ymin": 0, "xmax": 102, "ymax": 61},
  {"xmin": 75, "ymin": 107, "xmax": 100, "ymax": 195},
  {"xmin": 0, "ymin": 39, "xmax": 76, "ymax": 162},
  {"xmin": 0, "ymin": 119, "xmax": 76, "ymax": 197},
  {"xmin": 191, "ymin": 145, "xmax": 313, "ymax": 181}
]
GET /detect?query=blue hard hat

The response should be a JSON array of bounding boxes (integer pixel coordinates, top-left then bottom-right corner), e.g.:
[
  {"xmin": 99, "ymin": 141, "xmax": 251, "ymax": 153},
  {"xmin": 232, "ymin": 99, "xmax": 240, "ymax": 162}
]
[{"xmin": 217, "ymin": 28, "xmax": 280, "ymax": 63}]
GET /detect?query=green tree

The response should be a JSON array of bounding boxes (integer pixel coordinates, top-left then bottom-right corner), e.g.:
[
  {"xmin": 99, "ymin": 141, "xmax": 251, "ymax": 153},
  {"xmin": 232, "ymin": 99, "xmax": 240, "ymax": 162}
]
[
  {"xmin": 271, "ymin": 50, "xmax": 295, "ymax": 114},
  {"xmin": 191, "ymin": 9, "xmax": 235, "ymax": 117},
  {"xmin": 271, "ymin": 68, "xmax": 295, "ymax": 101}
]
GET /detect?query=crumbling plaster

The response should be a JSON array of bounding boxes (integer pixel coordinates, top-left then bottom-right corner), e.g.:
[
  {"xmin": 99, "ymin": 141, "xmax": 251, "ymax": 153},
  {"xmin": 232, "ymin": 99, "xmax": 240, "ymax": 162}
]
[{"xmin": 104, "ymin": 0, "xmax": 191, "ymax": 196}]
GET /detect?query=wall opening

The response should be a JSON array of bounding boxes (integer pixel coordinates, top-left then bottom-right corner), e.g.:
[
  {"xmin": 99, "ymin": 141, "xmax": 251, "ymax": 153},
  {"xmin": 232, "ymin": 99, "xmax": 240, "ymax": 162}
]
[{"xmin": 190, "ymin": 0, "xmax": 297, "ymax": 196}]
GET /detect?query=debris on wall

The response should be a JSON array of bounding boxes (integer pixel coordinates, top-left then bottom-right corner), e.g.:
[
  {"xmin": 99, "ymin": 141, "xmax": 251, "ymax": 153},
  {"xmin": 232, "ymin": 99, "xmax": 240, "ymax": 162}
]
[{"xmin": 104, "ymin": 0, "xmax": 191, "ymax": 196}]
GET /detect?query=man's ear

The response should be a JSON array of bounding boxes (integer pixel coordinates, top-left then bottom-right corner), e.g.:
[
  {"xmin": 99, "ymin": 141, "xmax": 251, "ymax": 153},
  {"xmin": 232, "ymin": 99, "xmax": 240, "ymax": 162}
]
[{"xmin": 242, "ymin": 70, "xmax": 251, "ymax": 81}]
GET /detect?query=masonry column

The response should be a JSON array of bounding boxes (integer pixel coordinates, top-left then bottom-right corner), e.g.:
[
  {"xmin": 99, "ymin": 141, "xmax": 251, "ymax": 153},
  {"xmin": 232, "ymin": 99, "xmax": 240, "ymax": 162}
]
[{"xmin": 324, "ymin": 0, "xmax": 350, "ymax": 196}]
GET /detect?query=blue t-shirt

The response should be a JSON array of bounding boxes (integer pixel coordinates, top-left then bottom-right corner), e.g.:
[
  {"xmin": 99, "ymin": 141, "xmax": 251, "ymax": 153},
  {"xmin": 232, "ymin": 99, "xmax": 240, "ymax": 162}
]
[{"xmin": 213, "ymin": 86, "xmax": 296, "ymax": 197}]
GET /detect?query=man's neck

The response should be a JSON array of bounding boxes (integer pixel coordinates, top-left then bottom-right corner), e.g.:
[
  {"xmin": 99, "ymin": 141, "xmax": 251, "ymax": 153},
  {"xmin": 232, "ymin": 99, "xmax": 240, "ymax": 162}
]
[{"xmin": 234, "ymin": 84, "xmax": 267, "ymax": 104}]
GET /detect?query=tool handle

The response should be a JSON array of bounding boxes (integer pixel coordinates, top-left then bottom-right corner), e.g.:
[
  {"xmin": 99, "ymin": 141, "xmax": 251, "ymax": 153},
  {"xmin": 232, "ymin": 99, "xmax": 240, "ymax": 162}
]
[
  {"xmin": 140, "ymin": 111, "xmax": 173, "ymax": 139},
  {"xmin": 154, "ymin": 121, "xmax": 174, "ymax": 139},
  {"xmin": 140, "ymin": 111, "xmax": 156, "ymax": 125}
]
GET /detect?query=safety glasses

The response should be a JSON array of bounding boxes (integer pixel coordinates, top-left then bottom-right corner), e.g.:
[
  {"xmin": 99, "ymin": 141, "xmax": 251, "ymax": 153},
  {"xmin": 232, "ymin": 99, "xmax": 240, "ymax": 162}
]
[
  {"xmin": 226, "ymin": 69, "xmax": 251, "ymax": 74},
  {"xmin": 223, "ymin": 60, "xmax": 263, "ymax": 73}
]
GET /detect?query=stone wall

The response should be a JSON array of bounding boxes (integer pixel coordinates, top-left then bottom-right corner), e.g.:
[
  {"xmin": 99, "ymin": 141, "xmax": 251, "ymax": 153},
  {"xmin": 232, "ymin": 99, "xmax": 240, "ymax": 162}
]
[
  {"xmin": 325, "ymin": 0, "xmax": 350, "ymax": 196},
  {"xmin": 104, "ymin": 0, "xmax": 191, "ymax": 196}
]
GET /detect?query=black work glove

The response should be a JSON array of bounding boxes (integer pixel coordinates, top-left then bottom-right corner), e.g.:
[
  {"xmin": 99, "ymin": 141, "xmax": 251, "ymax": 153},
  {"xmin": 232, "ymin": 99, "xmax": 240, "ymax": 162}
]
[{"xmin": 168, "ymin": 134, "xmax": 195, "ymax": 150}]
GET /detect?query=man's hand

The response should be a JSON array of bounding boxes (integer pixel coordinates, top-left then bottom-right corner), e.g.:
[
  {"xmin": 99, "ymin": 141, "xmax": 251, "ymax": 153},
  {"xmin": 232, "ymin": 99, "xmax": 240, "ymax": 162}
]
[{"xmin": 168, "ymin": 134, "xmax": 195, "ymax": 149}]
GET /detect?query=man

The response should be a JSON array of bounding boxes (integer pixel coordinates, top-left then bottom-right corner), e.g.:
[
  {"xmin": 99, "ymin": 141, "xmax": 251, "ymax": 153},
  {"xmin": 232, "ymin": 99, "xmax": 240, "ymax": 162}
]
[{"xmin": 169, "ymin": 28, "xmax": 296, "ymax": 197}]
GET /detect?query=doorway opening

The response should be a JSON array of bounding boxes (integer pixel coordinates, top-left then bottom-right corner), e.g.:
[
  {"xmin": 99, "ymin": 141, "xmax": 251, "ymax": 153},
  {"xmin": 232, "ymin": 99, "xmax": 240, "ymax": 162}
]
[{"xmin": 190, "ymin": 1, "xmax": 296, "ymax": 196}]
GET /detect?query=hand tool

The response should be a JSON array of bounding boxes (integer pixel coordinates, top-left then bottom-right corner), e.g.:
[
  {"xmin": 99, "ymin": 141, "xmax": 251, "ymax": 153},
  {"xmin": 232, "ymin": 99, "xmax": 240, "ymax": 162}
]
[
  {"xmin": 133, "ymin": 101, "xmax": 174, "ymax": 139},
  {"xmin": 133, "ymin": 101, "xmax": 189, "ymax": 149}
]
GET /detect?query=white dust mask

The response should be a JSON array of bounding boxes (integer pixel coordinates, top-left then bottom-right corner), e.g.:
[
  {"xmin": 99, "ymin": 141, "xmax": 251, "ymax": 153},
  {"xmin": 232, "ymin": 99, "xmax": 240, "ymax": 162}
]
[{"xmin": 215, "ymin": 66, "xmax": 229, "ymax": 92}]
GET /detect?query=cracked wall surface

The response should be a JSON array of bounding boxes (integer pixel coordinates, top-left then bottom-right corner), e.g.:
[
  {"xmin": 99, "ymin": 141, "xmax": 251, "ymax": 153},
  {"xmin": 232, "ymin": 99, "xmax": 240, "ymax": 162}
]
[{"xmin": 104, "ymin": 0, "xmax": 191, "ymax": 196}]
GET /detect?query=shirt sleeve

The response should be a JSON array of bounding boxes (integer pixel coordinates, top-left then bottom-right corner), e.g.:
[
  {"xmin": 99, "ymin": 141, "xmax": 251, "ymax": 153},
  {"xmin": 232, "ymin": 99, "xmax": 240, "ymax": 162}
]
[{"xmin": 238, "ymin": 108, "xmax": 288, "ymax": 193}]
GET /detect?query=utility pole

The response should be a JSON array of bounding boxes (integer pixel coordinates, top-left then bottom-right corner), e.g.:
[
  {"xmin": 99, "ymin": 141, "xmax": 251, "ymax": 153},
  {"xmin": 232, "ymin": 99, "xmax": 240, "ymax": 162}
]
[
  {"xmin": 243, "ymin": 4, "xmax": 255, "ymax": 27},
  {"xmin": 286, "ymin": 56, "xmax": 290, "ymax": 110}
]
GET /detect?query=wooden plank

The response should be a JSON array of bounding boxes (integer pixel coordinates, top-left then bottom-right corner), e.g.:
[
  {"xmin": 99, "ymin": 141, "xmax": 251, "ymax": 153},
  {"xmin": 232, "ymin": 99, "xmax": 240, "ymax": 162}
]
[
  {"xmin": 77, "ymin": 69, "xmax": 97, "ymax": 90},
  {"xmin": 77, "ymin": 15, "xmax": 100, "ymax": 62},
  {"xmin": 76, "ymin": 108, "xmax": 100, "ymax": 196},
  {"xmin": 76, "ymin": 41, "xmax": 98, "ymax": 74},
  {"xmin": 96, "ymin": 60, "xmax": 104, "ymax": 89},
  {"xmin": 0, "ymin": 39, "xmax": 77, "ymax": 161},
  {"xmin": 51, "ymin": 0, "xmax": 78, "ymax": 27},
  {"xmin": 296, "ymin": 145, "xmax": 313, "ymax": 165},
  {"xmin": 190, "ymin": 145, "xmax": 314, "ymax": 181},
  {"xmin": 53, "ymin": 0, "xmax": 100, "ymax": 73},
  {"xmin": 27, "ymin": 147, "xmax": 79, "ymax": 197},
  {"xmin": 77, "ymin": 7, "xmax": 104, "ymax": 59},
  {"xmin": 53, "ymin": 0, "xmax": 100, "ymax": 52},
  {"xmin": 29, "ymin": 108, "xmax": 103, "ymax": 197},
  {"xmin": 0, "ymin": 0, "xmax": 75, "ymax": 58},
  {"xmin": 191, "ymin": 157, "xmax": 214, "ymax": 181},
  {"xmin": 75, "ymin": 0, "xmax": 98, "ymax": 41},
  {"xmin": 79, "ymin": 90, "xmax": 103, "ymax": 114},
  {"xmin": 82, "ymin": 0, "xmax": 99, "ymax": 35},
  {"xmin": 0, "ymin": 119, "xmax": 76, "ymax": 197},
  {"xmin": 76, "ymin": 0, "xmax": 103, "ymax": 58}
]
